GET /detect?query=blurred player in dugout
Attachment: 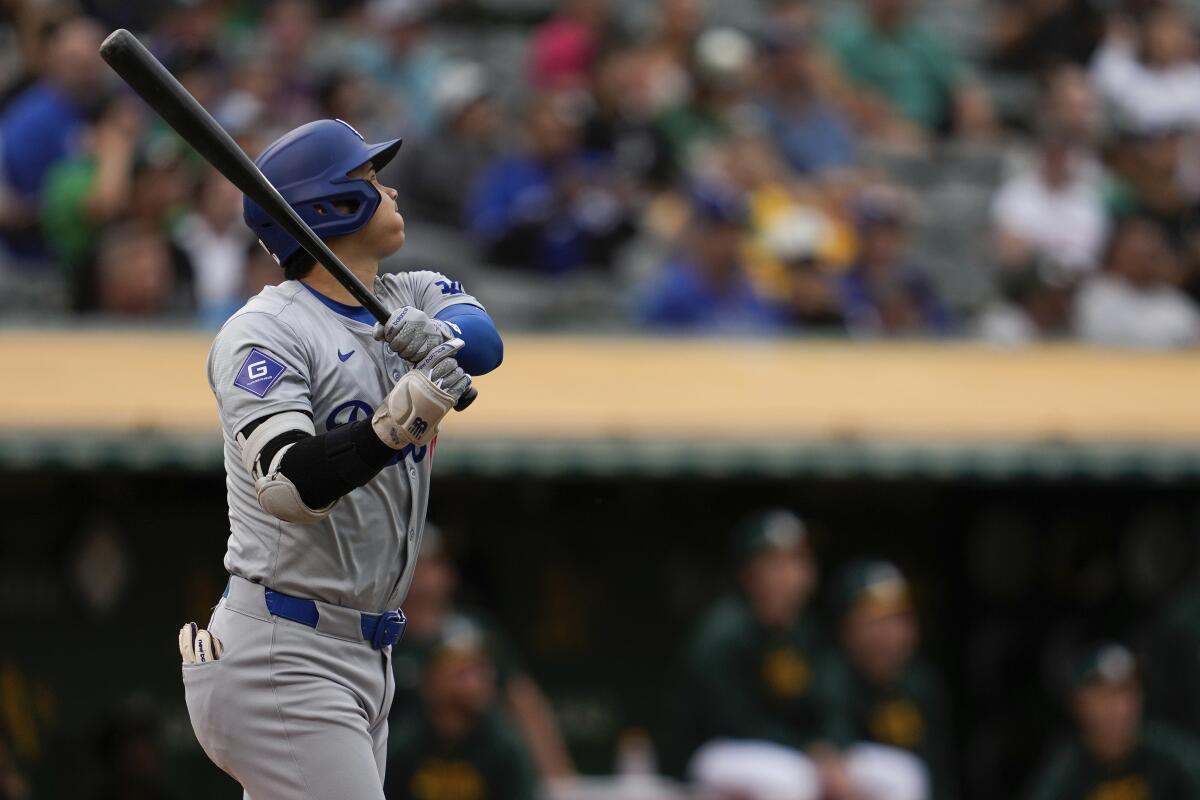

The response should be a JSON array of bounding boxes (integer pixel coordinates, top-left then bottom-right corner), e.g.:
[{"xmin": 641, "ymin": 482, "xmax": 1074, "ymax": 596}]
[
  {"xmin": 385, "ymin": 619, "xmax": 537, "ymax": 800},
  {"xmin": 1025, "ymin": 642, "xmax": 1200, "ymax": 799},
  {"xmin": 666, "ymin": 509, "xmax": 949, "ymax": 800},
  {"xmin": 389, "ymin": 526, "xmax": 573, "ymax": 782}
]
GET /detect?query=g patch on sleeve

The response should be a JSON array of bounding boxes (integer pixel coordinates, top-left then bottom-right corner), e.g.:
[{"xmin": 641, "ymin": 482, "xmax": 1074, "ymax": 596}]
[{"xmin": 233, "ymin": 348, "xmax": 287, "ymax": 398}]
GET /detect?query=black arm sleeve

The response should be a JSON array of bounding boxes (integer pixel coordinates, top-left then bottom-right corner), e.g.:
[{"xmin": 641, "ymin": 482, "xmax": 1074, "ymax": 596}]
[{"xmin": 240, "ymin": 415, "xmax": 396, "ymax": 510}]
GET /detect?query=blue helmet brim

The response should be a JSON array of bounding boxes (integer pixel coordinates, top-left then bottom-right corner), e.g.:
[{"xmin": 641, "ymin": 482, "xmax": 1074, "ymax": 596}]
[{"xmin": 364, "ymin": 137, "xmax": 403, "ymax": 172}]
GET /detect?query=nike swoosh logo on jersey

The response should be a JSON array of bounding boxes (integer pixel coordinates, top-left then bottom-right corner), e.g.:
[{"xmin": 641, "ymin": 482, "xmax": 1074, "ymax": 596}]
[{"xmin": 338, "ymin": 350, "xmax": 355, "ymax": 362}]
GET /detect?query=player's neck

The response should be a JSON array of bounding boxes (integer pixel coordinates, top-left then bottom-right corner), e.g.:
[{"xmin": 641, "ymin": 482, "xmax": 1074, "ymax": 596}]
[{"xmin": 302, "ymin": 255, "xmax": 380, "ymax": 306}]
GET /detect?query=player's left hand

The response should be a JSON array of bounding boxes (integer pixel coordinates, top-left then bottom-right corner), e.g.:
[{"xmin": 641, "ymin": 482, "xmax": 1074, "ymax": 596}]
[{"xmin": 373, "ymin": 306, "xmax": 456, "ymax": 364}]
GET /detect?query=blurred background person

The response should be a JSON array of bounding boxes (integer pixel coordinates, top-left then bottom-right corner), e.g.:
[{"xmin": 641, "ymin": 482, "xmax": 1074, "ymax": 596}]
[
  {"xmin": 90, "ymin": 222, "xmax": 192, "ymax": 318},
  {"xmin": 637, "ymin": 185, "xmax": 783, "ymax": 332},
  {"xmin": 385, "ymin": 62, "xmax": 503, "ymax": 229},
  {"xmin": 832, "ymin": 559, "xmax": 954, "ymax": 800},
  {"xmin": 468, "ymin": 92, "xmax": 636, "ymax": 275},
  {"xmin": 1025, "ymin": 642, "xmax": 1200, "ymax": 799},
  {"xmin": 760, "ymin": 206, "xmax": 847, "ymax": 331},
  {"xmin": 665, "ymin": 509, "xmax": 856, "ymax": 800},
  {"xmin": 839, "ymin": 186, "xmax": 951, "ymax": 338},
  {"xmin": 384, "ymin": 620, "xmax": 538, "ymax": 800},
  {"xmin": 823, "ymin": 0, "xmax": 993, "ymax": 144},
  {"xmin": 392, "ymin": 528, "xmax": 575, "ymax": 781},
  {"xmin": 1091, "ymin": 8, "xmax": 1200, "ymax": 135},
  {"xmin": 172, "ymin": 169, "xmax": 253, "ymax": 326},
  {"xmin": 752, "ymin": 27, "xmax": 857, "ymax": 178},
  {"xmin": 39, "ymin": 93, "xmax": 143, "ymax": 273},
  {"xmin": 1074, "ymin": 216, "xmax": 1200, "ymax": 348},
  {"xmin": 0, "ymin": 15, "xmax": 106, "ymax": 260},
  {"xmin": 991, "ymin": 128, "xmax": 1109, "ymax": 279}
]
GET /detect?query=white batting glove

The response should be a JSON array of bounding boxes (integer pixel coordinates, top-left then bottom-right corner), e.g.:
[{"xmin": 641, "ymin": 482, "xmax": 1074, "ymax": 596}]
[
  {"xmin": 371, "ymin": 339, "xmax": 472, "ymax": 450},
  {"xmin": 373, "ymin": 305, "xmax": 458, "ymax": 364},
  {"xmin": 179, "ymin": 622, "xmax": 223, "ymax": 664}
]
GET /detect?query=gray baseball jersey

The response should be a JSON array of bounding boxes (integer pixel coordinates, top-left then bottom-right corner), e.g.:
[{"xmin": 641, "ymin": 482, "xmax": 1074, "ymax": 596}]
[{"xmin": 207, "ymin": 271, "xmax": 479, "ymax": 612}]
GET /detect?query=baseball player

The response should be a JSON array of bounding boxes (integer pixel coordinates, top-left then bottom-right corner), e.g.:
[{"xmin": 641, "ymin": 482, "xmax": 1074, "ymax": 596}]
[{"xmin": 177, "ymin": 118, "xmax": 503, "ymax": 799}]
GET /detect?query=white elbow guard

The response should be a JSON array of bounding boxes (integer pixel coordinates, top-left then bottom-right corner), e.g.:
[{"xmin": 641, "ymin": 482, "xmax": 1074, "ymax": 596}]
[
  {"xmin": 254, "ymin": 443, "xmax": 336, "ymax": 523},
  {"xmin": 236, "ymin": 411, "xmax": 335, "ymax": 523}
]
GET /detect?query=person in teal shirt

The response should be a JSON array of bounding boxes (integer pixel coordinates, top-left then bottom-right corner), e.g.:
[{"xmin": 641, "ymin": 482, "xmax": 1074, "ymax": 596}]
[{"xmin": 823, "ymin": 0, "xmax": 991, "ymax": 138}]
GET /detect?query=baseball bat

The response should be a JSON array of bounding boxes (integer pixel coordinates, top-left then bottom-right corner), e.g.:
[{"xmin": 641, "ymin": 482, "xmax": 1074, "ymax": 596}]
[{"xmin": 99, "ymin": 28, "xmax": 477, "ymax": 410}]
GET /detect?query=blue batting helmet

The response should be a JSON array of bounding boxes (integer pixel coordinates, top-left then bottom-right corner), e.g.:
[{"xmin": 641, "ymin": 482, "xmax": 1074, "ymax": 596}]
[{"xmin": 244, "ymin": 119, "xmax": 402, "ymax": 268}]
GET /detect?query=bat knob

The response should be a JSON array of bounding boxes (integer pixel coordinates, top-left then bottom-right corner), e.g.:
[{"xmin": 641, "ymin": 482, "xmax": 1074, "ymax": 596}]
[{"xmin": 454, "ymin": 386, "xmax": 478, "ymax": 412}]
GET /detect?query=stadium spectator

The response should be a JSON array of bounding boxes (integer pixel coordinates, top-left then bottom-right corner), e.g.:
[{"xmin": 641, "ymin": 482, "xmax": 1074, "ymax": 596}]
[
  {"xmin": 839, "ymin": 187, "xmax": 951, "ymax": 337},
  {"xmin": 637, "ymin": 185, "xmax": 783, "ymax": 331},
  {"xmin": 1091, "ymin": 9, "xmax": 1200, "ymax": 135},
  {"xmin": 386, "ymin": 62, "xmax": 503, "ymax": 228},
  {"xmin": 988, "ymin": 0, "xmax": 1105, "ymax": 74},
  {"xmin": 391, "ymin": 528, "xmax": 575, "ymax": 780},
  {"xmin": 1074, "ymin": 216, "xmax": 1200, "ymax": 348},
  {"xmin": 823, "ymin": 0, "xmax": 992, "ymax": 140},
  {"xmin": 366, "ymin": 0, "xmax": 448, "ymax": 138},
  {"xmin": 1024, "ymin": 642, "xmax": 1200, "ymax": 799},
  {"xmin": 0, "ymin": 16, "xmax": 105, "ymax": 257},
  {"xmin": 582, "ymin": 48, "xmax": 676, "ymax": 192},
  {"xmin": 529, "ymin": 0, "xmax": 611, "ymax": 91},
  {"xmin": 172, "ymin": 168, "xmax": 255, "ymax": 325},
  {"xmin": 656, "ymin": 26, "xmax": 755, "ymax": 172},
  {"xmin": 256, "ymin": 0, "xmax": 322, "ymax": 130},
  {"xmin": 753, "ymin": 28, "xmax": 857, "ymax": 176},
  {"xmin": 468, "ymin": 92, "xmax": 635, "ymax": 275},
  {"xmin": 1041, "ymin": 63, "xmax": 1105, "ymax": 148},
  {"xmin": 666, "ymin": 509, "xmax": 856, "ymax": 800},
  {"xmin": 92, "ymin": 222, "xmax": 192, "ymax": 317},
  {"xmin": 832, "ymin": 559, "xmax": 954, "ymax": 800},
  {"xmin": 39, "ymin": 94, "xmax": 142, "ymax": 270},
  {"xmin": 639, "ymin": 0, "xmax": 705, "ymax": 113},
  {"xmin": 974, "ymin": 261, "xmax": 1077, "ymax": 345},
  {"xmin": 384, "ymin": 620, "xmax": 538, "ymax": 800},
  {"xmin": 991, "ymin": 129, "xmax": 1110, "ymax": 276},
  {"xmin": 760, "ymin": 206, "xmax": 846, "ymax": 331}
]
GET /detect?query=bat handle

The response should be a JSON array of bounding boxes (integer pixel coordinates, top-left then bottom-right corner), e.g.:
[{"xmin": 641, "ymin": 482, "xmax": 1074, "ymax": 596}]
[{"xmin": 454, "ymin": 386, "xmax": 477, "ymax": 411}]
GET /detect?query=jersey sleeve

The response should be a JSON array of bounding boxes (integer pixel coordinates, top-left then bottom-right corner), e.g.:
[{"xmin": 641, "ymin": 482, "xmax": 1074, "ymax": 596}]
[
  {"xmin": 208, "ymin": 311, "xmax": 314, "ymax": 436},
  {"xmin": 392, "ymin": 270, "xmax": 483, "ymax": 317}
]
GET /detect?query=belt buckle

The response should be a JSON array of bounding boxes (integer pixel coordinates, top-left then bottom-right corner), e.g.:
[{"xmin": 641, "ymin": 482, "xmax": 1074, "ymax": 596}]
[{"xmin": 371, "ymin": 609, "xmax": 407, "ymax": 649}]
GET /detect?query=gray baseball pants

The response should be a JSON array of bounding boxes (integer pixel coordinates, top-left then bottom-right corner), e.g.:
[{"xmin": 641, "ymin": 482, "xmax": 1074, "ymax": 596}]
[{"xmin": 182, "ymin": 575, "xmax": 395, "ymax": 799}]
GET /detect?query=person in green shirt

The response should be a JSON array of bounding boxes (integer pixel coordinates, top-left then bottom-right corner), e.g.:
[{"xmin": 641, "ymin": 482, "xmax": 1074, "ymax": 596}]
[
  {"xmin": 390, "ymin": 526, "xmax": 575, "ymax": 780},
  {"xmin": 385, "ymin": 620, "xmax": 538, "ymax": 800},
  {"xmin": 822, "ymin": 0, "xmax": 991, "ymax": 140},
  {"xmin": 832, "ymin": 558, "xmax": 954, "ymax": 800},
  {"xmin": 667, "ymin": 509, "xmax": 858, "ymax": 800},
  {"xmin": 1026, "ymin": 642, "xmax": 1200, "ymax": 800}
]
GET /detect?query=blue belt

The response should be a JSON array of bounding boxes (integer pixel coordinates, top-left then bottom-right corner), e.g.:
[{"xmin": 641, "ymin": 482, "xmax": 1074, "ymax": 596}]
[{"xmin": 230, "ymin": 583, "xmax": 406, "ymax": 650}]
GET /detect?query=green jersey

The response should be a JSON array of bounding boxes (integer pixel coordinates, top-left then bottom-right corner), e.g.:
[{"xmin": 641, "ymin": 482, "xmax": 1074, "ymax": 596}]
[
  {"xmin": 390, "ymin": 610, "xmax": 525, "ymax": 722},
  {"xmin": 1027, "ymin": 723, "xmax": 1200, "ymax": 800},
  {"xmin": 843, "ymin": 657, "xmax": 955, "ymax": 800},
  {"xmin": 385, "ymin": 709, "xmax": 537, "ymax": 800},
  {"xmin": 666, "ymin": 596, "xmax": 850, "ymax": 774}
]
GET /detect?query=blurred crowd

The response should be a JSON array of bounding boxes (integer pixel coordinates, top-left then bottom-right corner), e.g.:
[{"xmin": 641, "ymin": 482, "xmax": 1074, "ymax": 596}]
[{"xmin": 3, "ymin": 0, "xmax": 1200, "ymax": 344}]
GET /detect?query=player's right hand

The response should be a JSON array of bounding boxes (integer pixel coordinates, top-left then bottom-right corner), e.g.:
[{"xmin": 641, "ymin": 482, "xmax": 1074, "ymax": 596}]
[
  {"xmin": 373, "ymin": 305, "xmax": 456, "ymax": 364},
  {"xmin": 371, "ymin": 339, "xmax": 472, "ymax": 450}
]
